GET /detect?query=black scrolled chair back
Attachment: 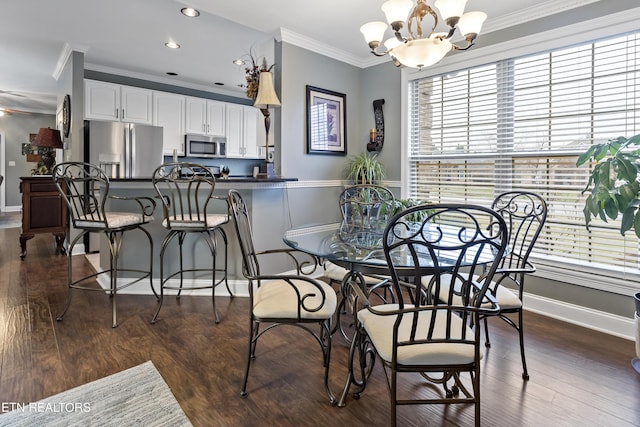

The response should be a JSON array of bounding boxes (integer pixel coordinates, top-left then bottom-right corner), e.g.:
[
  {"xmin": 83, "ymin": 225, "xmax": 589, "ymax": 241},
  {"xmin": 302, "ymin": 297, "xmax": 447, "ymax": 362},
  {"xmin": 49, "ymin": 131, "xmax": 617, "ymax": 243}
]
[
  {"xmin": 383, "ymin": 203, "xmax": 509, "ymax": 338},
  {"xmin": 491, "ymin": 191, "xmax": 547, "ymax": 280},
  {"xmin": 53, "ymin": 161, "xmax": 111, "ymax": 228},
  {"xmin": 339, "ymin": 184, "xmax": 395, "ymax": 231},
  {"xmin": 227, "ymin": 189, "xmax": 260, "ymax": 280},
  {"xmin": 153, "ymin": 162, "xmax": 217, "ymax": 229}
]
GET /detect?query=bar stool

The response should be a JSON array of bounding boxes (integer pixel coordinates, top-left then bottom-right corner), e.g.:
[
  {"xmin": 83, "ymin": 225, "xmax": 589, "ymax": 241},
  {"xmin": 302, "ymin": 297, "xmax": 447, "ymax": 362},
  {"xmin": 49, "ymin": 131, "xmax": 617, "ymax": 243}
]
[
  {"xmin": 52, "ymin": 162, "xmax": 156, "ymax": 328},
  {"xmin": 151, "ymin": 162, "xmax": 232, "ymax": 324}
]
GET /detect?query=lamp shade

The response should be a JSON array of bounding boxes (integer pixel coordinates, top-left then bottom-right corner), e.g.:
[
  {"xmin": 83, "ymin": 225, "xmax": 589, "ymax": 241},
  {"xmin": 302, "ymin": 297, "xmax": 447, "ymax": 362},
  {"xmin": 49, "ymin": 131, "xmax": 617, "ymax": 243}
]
[
  {"xmin": 253, "ymin": 71, "xmax": 281, "ymax": 108},
  {"xmin": 381, "ymin": 0, "xmax": 413, "ymax": 26},
  {"xmin": 361, "ymin": 21, "xmax": 388, "ymax": 44},
  {"xmin": 434, "ymin": 0, "xmax": 468, "ymax": 20},
  {"xmin": 32, "ymin": 127, "xmax": 63, "ymax": 148},
  {"xmin": 457, "ymin": 11, "xmax": 487, "ymax": 37}
]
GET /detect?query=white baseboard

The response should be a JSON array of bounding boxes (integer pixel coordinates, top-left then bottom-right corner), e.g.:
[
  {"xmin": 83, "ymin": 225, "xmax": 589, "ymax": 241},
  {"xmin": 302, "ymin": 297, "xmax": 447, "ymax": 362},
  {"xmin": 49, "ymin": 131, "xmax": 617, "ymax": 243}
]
[{"xmin": 523, "ymin": 292, "xmax": 635, "ymax": 341}]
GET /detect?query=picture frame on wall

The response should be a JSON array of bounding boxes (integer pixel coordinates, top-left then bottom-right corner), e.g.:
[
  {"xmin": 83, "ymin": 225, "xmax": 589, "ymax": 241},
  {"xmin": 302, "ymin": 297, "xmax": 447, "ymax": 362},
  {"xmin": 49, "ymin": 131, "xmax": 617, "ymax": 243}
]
[{"xmin": 306, "ymin": 85, "xmax": 346, "ymax": 155}]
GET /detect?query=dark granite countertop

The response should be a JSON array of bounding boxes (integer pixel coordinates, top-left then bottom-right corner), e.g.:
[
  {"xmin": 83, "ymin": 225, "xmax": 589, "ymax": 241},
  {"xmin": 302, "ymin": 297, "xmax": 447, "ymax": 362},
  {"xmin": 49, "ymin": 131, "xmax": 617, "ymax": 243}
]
[{"xmin": 110, "ymin": 177, "xmax": 298, "ymax": 183}]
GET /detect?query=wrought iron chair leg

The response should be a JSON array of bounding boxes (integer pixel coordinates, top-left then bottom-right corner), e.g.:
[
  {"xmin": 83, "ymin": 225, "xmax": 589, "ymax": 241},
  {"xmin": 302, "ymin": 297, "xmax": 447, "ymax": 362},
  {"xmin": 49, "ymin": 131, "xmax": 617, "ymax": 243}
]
[
  {"xmin": 518, "ymin": 309, "xmax": 529, "ymax": 380},
  {"xmin": 216, "ymin": 227, "xmax": 233, "ymax": 297},
  {"xmin": 140, "ymin": 226, "xmax": 156, "ymax": 299},
  {"xmin": 240, "ymin": 318, "xmax": 257, "ymax": 398},
  {"xmin": 57, "ymin": 231, "xmax": 85, "ymax": 322},
  {"xmin": 483, "ymin": 317, "xmax": 491, "ymax": 347},
  {"xmin": 151, "ymin": 232, "xmax": 174, "ymax": 324},
  {"xmin": 207, "ymin": 230, "xmax": 220, "ymax": 324}
]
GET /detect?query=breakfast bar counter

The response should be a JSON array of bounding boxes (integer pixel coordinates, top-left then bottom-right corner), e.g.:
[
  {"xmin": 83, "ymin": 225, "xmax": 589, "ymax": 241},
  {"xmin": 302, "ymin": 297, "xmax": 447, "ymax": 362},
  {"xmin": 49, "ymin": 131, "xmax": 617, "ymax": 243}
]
[{"xmin": 86, "ymin": 177, "xmax": 299, "ymax": 297}]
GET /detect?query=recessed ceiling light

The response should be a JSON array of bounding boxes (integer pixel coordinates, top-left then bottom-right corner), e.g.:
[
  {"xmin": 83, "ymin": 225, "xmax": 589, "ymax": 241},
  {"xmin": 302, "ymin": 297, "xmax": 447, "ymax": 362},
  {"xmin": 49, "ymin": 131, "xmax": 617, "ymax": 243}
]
[
  {"xmin": 165, "ymin": 42, "xmax": 180, "ymax": 49},
  {"xmin": 233, "ymin": 59, "xmax": 245, "ymax": 66},
  {"xmin": 181, "ymin": 7, "xmax": 200, "ymax": 17},
  {"xmin": 166, "ymin": 72, "xmax": 178, "ymax": 76}
]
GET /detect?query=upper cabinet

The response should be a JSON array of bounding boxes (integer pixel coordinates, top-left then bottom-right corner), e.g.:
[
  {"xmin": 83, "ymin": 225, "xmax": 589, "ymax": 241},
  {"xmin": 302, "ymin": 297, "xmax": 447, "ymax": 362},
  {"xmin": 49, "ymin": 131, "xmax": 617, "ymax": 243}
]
[
  {"xmin": 152, "ymin": 92, "xmax": 185, "ymax": 156},
  {"xmin": 226, "ymin": 104, "xmax": 260, "ymax": 159},
  {"xmin": 85, "ymin": 80, "xmax": 153, "ymax": 124},
  {"xmin": 185, "ymin": 97, "xmax": 225, "ymax": 136}
]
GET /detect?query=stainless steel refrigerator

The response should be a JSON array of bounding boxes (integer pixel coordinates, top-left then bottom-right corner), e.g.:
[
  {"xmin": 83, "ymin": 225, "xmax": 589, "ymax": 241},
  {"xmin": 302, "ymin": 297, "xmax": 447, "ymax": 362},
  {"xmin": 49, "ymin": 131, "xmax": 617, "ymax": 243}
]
[
  {"xmin": 83, "ymin": 120, "xmax": 163, "ymax": 252},
  {"xmin": 84, "ymin": 120, "xmax": 164, "ymax": 179}
]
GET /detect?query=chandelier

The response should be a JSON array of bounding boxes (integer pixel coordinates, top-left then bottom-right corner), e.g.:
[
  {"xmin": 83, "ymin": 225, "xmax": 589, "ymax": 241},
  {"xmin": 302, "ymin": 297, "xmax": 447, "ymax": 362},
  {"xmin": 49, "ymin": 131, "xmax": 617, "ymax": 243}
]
[{"xmin": 360, "ymin": 0, "xmax": 486, "ymax": 69}]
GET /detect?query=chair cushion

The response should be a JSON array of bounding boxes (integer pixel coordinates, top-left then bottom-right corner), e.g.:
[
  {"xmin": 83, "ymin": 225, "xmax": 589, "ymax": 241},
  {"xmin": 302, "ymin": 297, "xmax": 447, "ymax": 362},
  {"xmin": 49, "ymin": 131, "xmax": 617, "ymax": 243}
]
[
  {"xmin": 162, "ymin": 214, "xmax": 228, "ymax": 230},
  {"xmin": 75, "ymin": 212, "xmax": 152, "ymax": 229},
  {"xmin": 324, "ymin": 262, "xmax": 386, "ymax": 285},
  {"xmin": 253, "ymin": 279, "xmax": 337, "ymax": 320},
  {"xmin": 358, "ymin": 304, "xmax": 479, "ymax": 366},
  {"xmin": 422, "ymin": 274, "xmax": 523, "ymax": 310}
]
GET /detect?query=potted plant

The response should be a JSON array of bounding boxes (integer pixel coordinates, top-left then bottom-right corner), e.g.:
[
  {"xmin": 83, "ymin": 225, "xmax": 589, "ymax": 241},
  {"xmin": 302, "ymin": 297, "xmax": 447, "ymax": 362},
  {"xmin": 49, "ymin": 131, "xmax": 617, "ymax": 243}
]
[
  {"xmin": 384, "ymin": 198, "xmax": 432, "ymax": 222},
  {"xmin": 576, "ymin": 133, "xmax": 640, "ymax": 374},
  {"xmin": 345, "ymin": 152, "xmax": 386, "ymax": 185}
]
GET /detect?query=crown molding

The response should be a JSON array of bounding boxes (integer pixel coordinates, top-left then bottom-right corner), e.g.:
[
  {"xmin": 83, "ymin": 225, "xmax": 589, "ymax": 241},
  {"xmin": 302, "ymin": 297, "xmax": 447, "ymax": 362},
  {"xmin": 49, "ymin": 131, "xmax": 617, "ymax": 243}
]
[
  {"xmin": 482, "ymin": 0, "xmax": 601, "ymax": 34},
  {"xmin": 52, "ymin": 42, "xmax": 89, "ymax": 81},
  {"xmin": 276, "ymin": 27, "xmax": 366, "ymax": 68}
]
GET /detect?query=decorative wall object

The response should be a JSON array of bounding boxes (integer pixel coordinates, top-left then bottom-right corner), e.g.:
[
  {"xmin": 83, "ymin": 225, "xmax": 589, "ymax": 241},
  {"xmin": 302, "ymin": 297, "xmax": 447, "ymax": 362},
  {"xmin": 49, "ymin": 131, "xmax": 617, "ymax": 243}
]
[
  {"xmin": 306, "ymin": 86, "xmax": 346, "ymax": 155},
  {"xmin": 367, "ymin": 99, "xmax": 385, "ymax": 152},
  {"xmin": 23, "ymin": 133, "xmax": 41, "ymax": 162}
]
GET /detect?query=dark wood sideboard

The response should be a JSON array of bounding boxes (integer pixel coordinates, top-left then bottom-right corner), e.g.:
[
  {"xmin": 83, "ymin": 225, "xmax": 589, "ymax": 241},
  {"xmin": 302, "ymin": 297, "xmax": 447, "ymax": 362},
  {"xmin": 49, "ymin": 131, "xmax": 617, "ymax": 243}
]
[{"xmin": 19, "ymin": 176, "xmax": 67, "ymax": 259}]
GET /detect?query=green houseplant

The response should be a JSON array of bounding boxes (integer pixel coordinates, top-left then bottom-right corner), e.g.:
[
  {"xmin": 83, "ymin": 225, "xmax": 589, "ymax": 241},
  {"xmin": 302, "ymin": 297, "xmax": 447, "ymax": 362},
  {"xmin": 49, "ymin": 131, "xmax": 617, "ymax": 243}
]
[
  {"xmin": 576, "ymin": 134, "xmax": 640, "ymax": 238},
  {"xmin": 345, "ymin": 152, "xmax": 386, "ymax": 185},
  {"xmin": 383, "ymin": 198, "xmax": 432, "ymax": 222},
  {"xmin": 576, "ymin": 133, "xmax": 640, "ymax": 374}
]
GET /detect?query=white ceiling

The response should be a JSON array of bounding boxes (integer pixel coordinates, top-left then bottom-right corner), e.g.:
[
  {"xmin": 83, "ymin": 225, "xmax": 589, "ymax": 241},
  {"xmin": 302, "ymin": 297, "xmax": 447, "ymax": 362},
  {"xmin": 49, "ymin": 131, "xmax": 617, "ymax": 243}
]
[{"xmin": 0, "ymin": 0, "xmax": 599, "ymax": 114}]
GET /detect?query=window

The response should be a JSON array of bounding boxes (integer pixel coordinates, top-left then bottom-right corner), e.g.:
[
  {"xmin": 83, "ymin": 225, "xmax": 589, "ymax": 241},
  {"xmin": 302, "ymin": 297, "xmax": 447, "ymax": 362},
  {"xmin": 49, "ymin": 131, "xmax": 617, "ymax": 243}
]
[{"xmin": 408, "ymin": 32, "xmax": 640, "ymax": 286}]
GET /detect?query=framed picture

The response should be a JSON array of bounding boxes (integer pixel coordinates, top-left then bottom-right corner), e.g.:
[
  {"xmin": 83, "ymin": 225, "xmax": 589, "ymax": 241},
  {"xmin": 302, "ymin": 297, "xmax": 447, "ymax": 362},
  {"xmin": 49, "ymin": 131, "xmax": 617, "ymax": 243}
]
[{"xmin": 306, "ymin": 85, "xmax": 346, "ymax": 155}]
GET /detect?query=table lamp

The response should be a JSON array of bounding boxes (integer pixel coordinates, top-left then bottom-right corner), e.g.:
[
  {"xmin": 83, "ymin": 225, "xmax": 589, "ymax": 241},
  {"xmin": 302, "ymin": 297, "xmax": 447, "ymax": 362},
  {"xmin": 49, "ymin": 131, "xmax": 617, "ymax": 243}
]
[
  {"xmin": 32, "ymin": 127, "xmax": 63, "ymax": 175},
  {"xmin": 253, "ymin": 71, "xmax": 280, "ymax": 179}
]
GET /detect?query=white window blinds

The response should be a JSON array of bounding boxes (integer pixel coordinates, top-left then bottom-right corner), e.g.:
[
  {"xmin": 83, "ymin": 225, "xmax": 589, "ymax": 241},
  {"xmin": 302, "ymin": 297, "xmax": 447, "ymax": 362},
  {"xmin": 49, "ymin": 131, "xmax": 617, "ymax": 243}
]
[{"xmin": 408, "ymin": 32, "xmax": 640, "ymax": 281}]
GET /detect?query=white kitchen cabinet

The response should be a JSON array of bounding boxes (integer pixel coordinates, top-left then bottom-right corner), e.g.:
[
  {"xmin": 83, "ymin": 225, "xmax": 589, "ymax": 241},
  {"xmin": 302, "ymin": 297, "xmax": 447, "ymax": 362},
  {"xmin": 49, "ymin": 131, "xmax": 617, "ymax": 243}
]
[
  {"xmin": 153, "ymin": 92, "xmax": 185, "ymax": 156},
  {"xmin": 85, "ymin": 80, "xmax": 152, "ymax": 124},
  {"xmin": 226, "ymin": 104, "xmax": 260, "ymax": 159},
  {"xmin": 185, "ymin": 97, "xmax": 225, "ymax": 136}
]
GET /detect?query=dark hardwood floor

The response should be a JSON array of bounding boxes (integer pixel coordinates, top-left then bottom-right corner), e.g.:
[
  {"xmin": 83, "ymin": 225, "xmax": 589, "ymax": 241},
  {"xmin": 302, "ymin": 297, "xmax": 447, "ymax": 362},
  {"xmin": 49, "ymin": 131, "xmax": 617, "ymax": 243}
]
[{"xmin": 1, "ymin": 227, "xmax": 639, "ymax": 426}]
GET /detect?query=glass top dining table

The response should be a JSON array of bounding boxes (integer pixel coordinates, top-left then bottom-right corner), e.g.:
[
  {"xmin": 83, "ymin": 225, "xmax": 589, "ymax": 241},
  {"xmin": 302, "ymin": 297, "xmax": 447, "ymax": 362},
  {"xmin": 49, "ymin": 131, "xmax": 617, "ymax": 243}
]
[{"xmin": 283, "ymin": 221, "xmax": 501, "ymax": 276}]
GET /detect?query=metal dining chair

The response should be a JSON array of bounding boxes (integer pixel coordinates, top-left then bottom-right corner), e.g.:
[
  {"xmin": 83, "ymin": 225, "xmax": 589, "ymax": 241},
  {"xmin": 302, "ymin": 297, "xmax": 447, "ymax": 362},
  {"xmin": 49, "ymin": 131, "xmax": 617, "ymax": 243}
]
[
  {"xmin": 482, "ymin": 191, "xmax": 548, "ymax": 380},
  {"xmin": 228, "ymin": 189, "xmax": 337, "ymax": 403},
  {"xmin": 340, "ymin": 204, "xmax": 508, "ymax": 426},
  {"xmin": 326, "ymin": 184, "xmax": 395, "ymax": 339},
  {"xmin": 53, "ymin": 161, "xmax": 156, "ymax": 328},
  {"xmin": 424, "ymin": 191, "xmax": 547, "ymax": 380},
  {"xmin": 151, "ymin": 162, "xmax": 232, "ymax": 324}
]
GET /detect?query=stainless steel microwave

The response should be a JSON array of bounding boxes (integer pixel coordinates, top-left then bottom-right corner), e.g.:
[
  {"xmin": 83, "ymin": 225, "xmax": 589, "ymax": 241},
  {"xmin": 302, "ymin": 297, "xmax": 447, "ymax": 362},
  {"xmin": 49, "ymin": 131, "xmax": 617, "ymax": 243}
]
[{"xmin": 185, "ymin": 134, "xmax": 227, "ymax": 158}]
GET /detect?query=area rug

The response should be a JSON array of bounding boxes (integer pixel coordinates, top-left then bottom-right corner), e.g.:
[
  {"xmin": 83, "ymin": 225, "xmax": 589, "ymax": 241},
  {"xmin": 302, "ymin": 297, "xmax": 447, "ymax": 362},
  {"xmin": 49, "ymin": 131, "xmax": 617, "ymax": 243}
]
[{"xmin": 0, "ymin": 361, "xmax": 192, "ymax": 426}]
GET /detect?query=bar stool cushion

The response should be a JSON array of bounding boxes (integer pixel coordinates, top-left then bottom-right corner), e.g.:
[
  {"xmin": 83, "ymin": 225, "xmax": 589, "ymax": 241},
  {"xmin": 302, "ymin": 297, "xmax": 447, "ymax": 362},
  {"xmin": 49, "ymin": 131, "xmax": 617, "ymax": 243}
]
[
  {"xmin": 162, "ymin": 213, "xmax": 228, "ymax": 230},
  {"xmin": 76, "ymin": 212, "xmax": 153, "ymax": 229},
  {"xmin": 253, "ymin": 279, "xmax": 337, "ymax": 320}
]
